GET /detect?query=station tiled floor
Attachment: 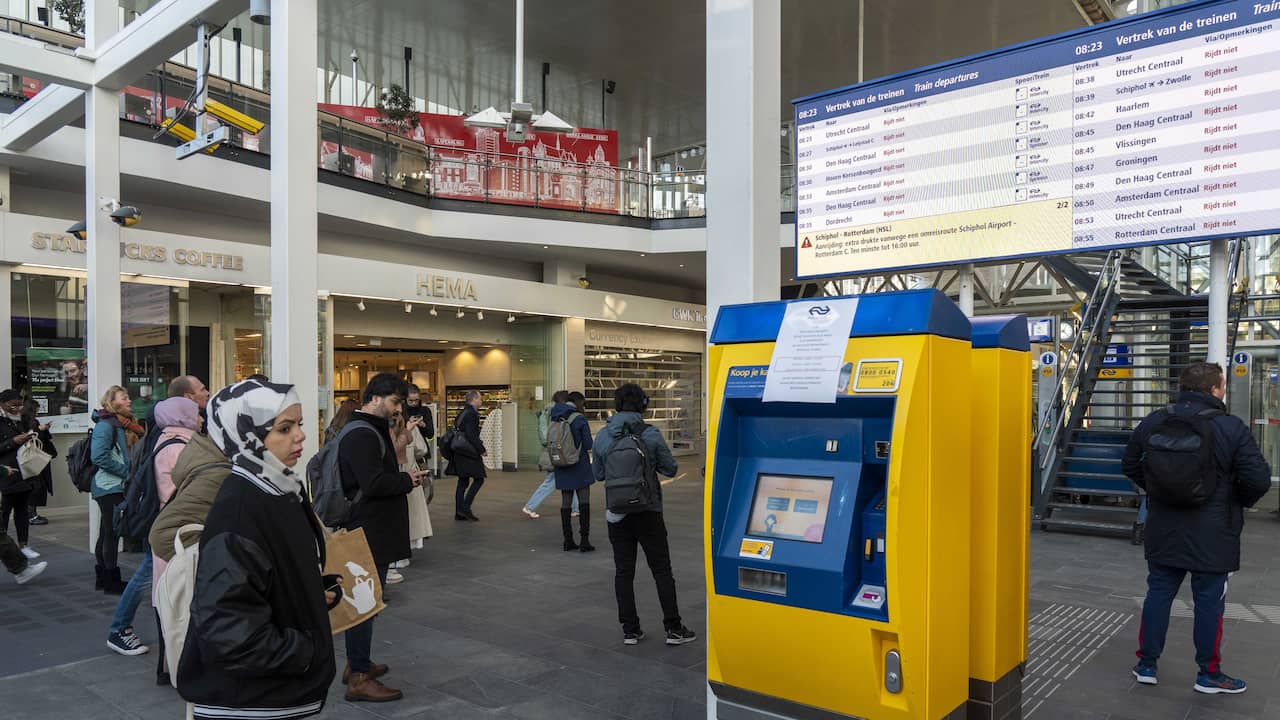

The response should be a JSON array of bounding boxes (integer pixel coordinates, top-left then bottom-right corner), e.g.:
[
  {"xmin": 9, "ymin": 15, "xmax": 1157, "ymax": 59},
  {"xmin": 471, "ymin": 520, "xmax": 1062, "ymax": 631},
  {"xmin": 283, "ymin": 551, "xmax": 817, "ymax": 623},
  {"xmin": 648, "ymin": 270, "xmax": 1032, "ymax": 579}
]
[{"xmin": 1, "ymin": 467, "xmax": 1278, "ymax": 720}]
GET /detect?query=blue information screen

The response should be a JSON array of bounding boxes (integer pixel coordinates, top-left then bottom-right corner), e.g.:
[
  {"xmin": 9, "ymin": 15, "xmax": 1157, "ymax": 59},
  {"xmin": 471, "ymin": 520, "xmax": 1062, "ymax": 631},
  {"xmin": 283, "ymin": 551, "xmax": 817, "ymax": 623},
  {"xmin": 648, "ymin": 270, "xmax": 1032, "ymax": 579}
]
[{"xmin": 792, "ymin": 0, "xmax": 1280, "ymax": 278}]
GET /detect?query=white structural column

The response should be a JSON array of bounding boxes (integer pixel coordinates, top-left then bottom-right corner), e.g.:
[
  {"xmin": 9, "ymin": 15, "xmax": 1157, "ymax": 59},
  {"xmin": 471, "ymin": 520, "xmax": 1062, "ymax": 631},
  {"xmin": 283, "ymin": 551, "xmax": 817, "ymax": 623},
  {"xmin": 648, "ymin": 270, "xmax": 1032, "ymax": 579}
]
[
  {"xmin": 84, "ymin": 0, "xmax": 121, "ymax": 552},
  {"xmin": 85, "ymin": 0, "xmax": 122, "ymax": 415},
  {"xmin": 1207, "ymin": 238, "xmax": 1229, "ymax": 366},
  {"xmin": 270, "ymin": 0, "xmax": 320, "ymax": 458},
  {"xmin": 705, "ymin": 3, "xmax": 780, "ymax": 718},
  {"xmin": 704, "ymin": 0, "xmax": 781, "ymax": 326},
  {"xmin": 958, "ymin": 263, "xmax": 975, "ymax": 316}
]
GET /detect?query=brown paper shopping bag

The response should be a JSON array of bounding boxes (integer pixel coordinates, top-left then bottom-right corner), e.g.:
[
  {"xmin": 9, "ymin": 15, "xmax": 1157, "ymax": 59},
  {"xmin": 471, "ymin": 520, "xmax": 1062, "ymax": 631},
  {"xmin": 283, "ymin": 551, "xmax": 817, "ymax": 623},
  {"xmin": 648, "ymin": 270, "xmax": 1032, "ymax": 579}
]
[{"xmin": 322, "ymin": 528, "xmax": 387, "ymax": 635}]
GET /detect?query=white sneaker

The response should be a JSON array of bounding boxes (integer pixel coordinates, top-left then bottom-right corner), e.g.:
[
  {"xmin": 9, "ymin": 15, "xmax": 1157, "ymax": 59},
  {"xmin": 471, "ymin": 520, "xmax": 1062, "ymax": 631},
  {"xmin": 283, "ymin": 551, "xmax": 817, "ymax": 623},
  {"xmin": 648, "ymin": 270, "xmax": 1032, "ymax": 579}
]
[
  {"xmin": 14, "ymin": 561, "xmax": 46, "ymax": 585},
  {"xmin": 20, "ymin": 546, "xmax": 39, "ymax": 560},
  {"xmin": 386, "ymin": 569, "xmax": 404, "ymax": 584},
  {"xmin": 391, "ymin": 559, "xmax": 410, "ymax": 569}
]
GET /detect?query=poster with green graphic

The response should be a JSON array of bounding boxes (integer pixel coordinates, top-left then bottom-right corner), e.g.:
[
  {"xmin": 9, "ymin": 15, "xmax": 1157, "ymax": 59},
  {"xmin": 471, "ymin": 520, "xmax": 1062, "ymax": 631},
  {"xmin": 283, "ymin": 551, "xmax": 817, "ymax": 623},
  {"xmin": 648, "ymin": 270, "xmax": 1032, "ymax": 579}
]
[{"xmin": 25, "ymin": 348, "xmax": 88, "ymax": 415}]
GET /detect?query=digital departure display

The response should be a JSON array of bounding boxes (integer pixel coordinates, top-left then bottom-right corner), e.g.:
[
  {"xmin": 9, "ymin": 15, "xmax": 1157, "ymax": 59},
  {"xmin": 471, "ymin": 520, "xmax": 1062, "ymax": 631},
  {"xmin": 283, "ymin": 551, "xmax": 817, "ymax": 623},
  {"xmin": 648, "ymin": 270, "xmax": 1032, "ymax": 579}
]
[
  {"xmin": 792, "ymin": 0, "xmax": 1280, "ymax": 278},
  {"xmin": 747, "ymin": 474, "xmax": 834, "ymax": 543}
]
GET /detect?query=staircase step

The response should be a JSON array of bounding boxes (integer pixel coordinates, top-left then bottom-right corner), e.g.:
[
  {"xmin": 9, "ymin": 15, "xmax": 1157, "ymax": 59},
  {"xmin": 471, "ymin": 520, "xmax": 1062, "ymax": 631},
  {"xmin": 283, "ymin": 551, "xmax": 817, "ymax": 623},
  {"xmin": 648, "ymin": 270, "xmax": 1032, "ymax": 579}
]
[
  {"xmin": 1058, "ymin": 470, "xmax": 1131, "ymax": 480},
  {"xmin": 1064, "ymin": 456, "xmax": 1122, "ymax": 464},
  {"xmin": 1047, "ymin": 501, "xmax": 1136, "ymax": 513},
  {"xmin": 1039, "ymin": 517, "xmax": 1137, "ymax": 535},
  {"xmin": 1085, "ymin": 402, "xmax": 1167, "ymax": 407},
  {"xmin": 1049, "ymin": 487, "xmax": 1140, "ymax": 498},
  {"xmin": 1067, "ymin": 441, "xmax": 1129, "ymax": 449}
]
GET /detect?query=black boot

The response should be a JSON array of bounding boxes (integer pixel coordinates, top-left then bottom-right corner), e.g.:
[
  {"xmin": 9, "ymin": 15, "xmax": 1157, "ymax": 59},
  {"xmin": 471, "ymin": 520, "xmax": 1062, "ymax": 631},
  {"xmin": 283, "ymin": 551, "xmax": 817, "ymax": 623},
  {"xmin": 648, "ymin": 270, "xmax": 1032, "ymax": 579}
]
[
  {"xmin": 94, "ymin": 564, "xmax": 106, "ymax": 591},
  {"xmin": 560, "ymin": 509, "xmax": 579, "ymax": 551},
  {"xmin": 103, "ymin": 567, "xmax": 126, "ymax": 595},
  {"xmin": 578, "ymin": 505, "xmax": 595, "ymax": 553}
]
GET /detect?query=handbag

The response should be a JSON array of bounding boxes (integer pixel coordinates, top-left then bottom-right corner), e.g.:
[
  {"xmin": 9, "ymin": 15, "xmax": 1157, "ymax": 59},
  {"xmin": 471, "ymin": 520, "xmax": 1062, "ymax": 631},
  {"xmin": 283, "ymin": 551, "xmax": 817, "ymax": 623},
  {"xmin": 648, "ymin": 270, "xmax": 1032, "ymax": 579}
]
[
  {"xmin": 18, "ymin": 437, "xmax": 54, "ymax": 479},
  {"xmin": 323, "ymin": 528, "xmax": 387, "ymax": 634}
]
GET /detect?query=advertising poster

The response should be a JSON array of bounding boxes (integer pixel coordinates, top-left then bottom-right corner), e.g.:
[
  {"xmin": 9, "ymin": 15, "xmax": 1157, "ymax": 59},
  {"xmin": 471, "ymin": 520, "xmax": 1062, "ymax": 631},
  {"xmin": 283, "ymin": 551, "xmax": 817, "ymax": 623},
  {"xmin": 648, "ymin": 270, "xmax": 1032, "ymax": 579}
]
[
  {"xmin": 25, "ymin": 348, "xmax": 88, "ymax": 416},
  {"xmin": 318, "ymin": 104, "xmax": 621, "ymax": 214},
  {"xmin": 122, "ymin": 283, "xmax": 172, "ymax": 348}
]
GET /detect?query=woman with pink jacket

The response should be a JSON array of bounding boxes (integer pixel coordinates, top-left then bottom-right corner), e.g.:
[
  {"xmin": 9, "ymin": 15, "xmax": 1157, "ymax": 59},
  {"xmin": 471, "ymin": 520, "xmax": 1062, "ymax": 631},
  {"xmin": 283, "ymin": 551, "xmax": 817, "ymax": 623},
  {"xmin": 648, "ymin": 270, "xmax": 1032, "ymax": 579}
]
[{"xmin": 148, "ymin": 396, "xmax": 201, "ymax": 683}]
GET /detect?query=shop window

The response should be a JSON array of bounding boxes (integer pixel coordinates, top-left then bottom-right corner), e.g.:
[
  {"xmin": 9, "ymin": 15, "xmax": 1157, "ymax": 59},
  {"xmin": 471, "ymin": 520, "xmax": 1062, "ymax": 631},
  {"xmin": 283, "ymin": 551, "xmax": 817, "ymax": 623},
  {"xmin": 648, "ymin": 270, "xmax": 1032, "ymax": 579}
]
[{"xmin": 584, "ymin": 346, "xmax": 702, "ymax": 455}]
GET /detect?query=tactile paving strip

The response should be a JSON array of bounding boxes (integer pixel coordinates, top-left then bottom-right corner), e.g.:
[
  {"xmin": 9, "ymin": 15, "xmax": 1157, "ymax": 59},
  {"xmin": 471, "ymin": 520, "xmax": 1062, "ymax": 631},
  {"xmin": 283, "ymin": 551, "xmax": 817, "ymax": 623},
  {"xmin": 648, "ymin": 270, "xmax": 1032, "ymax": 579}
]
[{"xmin": 1023, "ymin": 604, "xmax": 1134, "ymax": 717}]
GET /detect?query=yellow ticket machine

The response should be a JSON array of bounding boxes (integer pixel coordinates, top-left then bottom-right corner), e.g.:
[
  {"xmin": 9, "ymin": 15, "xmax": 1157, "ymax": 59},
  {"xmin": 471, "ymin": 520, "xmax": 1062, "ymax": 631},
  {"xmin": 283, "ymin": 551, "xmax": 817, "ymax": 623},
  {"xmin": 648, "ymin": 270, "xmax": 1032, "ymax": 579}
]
[
  {"xmin": 706, "ymin": 289, "xmax": 974, "ymax": 720},
  {"xmin": 968, "ymin": 316, "xmax": 1031, "ymax": 720}
]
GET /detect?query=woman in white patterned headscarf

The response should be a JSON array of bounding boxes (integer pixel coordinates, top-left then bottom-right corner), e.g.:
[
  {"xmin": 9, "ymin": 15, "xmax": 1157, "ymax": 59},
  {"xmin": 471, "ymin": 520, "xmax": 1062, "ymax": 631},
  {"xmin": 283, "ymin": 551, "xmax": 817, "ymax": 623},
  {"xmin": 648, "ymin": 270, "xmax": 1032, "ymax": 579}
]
[{"xmin": 177, "ymin": 378, "xmax": 338, "ymax": 720}]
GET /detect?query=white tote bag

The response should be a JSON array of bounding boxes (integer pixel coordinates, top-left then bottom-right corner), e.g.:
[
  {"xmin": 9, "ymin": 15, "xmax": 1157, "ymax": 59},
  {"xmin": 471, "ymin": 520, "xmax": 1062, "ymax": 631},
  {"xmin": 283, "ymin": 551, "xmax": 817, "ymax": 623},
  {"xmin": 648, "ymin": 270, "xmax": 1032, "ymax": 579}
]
[{"xmin": 18, "ymin": 437, "xmax": 53, "ymax": 479}]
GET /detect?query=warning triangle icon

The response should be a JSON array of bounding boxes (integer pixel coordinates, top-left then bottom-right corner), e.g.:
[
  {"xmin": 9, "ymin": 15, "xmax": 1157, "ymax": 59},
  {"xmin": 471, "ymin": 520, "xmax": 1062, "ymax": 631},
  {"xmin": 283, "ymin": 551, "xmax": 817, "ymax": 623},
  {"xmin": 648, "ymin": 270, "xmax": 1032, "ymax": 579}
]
[{"xmin": 801, "ymin": 236, "xmax": 812, "ymax": 249}]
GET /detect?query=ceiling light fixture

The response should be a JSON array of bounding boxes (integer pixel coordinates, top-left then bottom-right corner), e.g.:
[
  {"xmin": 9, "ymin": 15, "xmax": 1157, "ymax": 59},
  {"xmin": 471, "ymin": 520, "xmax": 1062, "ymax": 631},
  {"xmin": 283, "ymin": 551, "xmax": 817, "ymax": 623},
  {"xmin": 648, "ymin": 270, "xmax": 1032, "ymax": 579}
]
[
  {"xmin": 476, "ymin": 311, "xmax": 485, "ymax": 320},
  {"xmin": 404, "ymin": 302, "xmax": 413, "ymax": 313},
  {"xmin": 456, "ymin": 309, "xmax": 466, "ymax": 319},
  {"xmin": 507, "ymin": 314, "xmax": 516, "ymax": 323},
  {"xmin": 356, "ymin": 299, "xmax": 367, "ymax": 311},
  {"xmin": 429, "ymin": 305, "xmax": 438, "ymax": 316}
]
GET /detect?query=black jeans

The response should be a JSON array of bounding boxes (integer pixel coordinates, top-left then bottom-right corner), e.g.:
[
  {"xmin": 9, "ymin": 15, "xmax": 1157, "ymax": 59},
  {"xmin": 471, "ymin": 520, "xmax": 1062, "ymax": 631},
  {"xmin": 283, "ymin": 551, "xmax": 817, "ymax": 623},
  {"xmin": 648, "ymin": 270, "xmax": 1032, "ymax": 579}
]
[
  {"xmin": 0, "ymin": 530, "xmax": 26, "ymax": 575},
  {"xmin": 344, "ymin": 563, "xmax": 389, "ymax": 674},
  {"xmin": 455, "ymin": 476, "xmax": 484, "ymax": 514},
  {"xmin": 607, "ymin": 511, "xmax": 681, "ymax": 634},
  {"xmin": 0, "ymin": 490, "xmax": 30, "ymax": 544},
  {"xmin": 561, "ymin": 486, "xmax": 589, "ymax": 509},
  {"xmin": 95, "ymin": 493, "xmax": 124, "ymax": 569}
]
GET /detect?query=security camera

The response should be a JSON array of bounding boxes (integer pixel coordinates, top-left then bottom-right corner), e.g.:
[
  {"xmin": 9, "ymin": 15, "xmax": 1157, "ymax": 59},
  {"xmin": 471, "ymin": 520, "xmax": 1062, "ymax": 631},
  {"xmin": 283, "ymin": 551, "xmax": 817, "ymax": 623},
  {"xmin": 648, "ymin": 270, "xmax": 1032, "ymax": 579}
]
[
  {"xmin": 109, "ymin": 206, "xmax": 142, "ymax": 227},
  {"xmin": 577, "ymin": 276, "xmax": 591, "ymax": 289},
  {"xmin": 67, "ymin": 220, "xmax": 87, "ymax": 241},
  {"xmin": 350, "ymin": 50, "xmax": 360, "ymax": 63},
  {"xmin": 203, "ymin": 100, "xmax": 265, "ymax": 135},
  {"xmin": 249, "ymin": 0, "xmax": 270, "ymax": 24}
]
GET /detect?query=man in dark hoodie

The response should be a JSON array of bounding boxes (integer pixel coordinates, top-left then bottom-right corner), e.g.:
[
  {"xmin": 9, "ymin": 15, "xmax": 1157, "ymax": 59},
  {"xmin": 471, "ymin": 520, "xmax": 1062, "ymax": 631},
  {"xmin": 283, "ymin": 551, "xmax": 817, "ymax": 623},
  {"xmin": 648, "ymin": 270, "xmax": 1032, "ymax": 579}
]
[
  {"xmin": 1122, "ymin": 362, "xmax": 1271, "ymax": 695},
  {"xmin": 592, "ymin": 384, "xmax": 697, "ymax": 647}
]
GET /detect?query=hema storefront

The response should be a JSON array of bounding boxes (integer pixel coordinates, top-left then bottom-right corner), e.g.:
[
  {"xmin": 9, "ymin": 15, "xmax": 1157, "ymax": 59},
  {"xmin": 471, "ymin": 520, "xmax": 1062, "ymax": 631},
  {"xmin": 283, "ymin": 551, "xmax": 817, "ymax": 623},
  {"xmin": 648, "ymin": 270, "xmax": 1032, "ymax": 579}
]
[{"xmin": 0, "ymin": 212, "xmax": 706, "ymax": 509}]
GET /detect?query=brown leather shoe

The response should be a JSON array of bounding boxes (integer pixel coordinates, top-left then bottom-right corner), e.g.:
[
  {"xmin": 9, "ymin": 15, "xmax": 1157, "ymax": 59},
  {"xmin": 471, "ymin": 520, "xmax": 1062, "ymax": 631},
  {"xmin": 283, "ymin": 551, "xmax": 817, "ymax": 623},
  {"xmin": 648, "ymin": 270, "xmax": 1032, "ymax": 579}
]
[
  {"xmin": 345, "ymin": 672, "xmax": 403, "ymax": 703},
  {"xmin": 342, "ymin": 662, "xmax": 389, "ymax": 684}
]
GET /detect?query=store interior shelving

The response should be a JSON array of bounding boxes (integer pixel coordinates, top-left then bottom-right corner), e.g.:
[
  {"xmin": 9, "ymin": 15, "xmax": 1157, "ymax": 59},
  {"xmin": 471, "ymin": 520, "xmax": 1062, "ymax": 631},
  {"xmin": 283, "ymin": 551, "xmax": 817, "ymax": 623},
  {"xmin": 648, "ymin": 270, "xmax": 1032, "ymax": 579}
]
[{"xmin": 583, "ymin": 347, "xmax": 702, "ymax": 455}]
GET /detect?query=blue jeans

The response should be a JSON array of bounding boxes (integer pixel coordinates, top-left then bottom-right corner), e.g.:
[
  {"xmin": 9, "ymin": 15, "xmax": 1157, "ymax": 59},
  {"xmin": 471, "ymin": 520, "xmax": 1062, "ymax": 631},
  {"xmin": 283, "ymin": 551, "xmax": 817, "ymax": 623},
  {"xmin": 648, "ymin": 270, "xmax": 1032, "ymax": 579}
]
[
  {"xmin": 110, "ymin": 544, "xmax": 153, "ymax": 634},
  {"xmin": 525, "ymin": 472, "xmax": 578, "ymax": 512},
  {"xmin": 1137, "ymin": 561, "xmax": 1229, "ymax": 675},
  {"xmin": 344, "ymin": 564, "xmax": 389, "ymax": 673}
]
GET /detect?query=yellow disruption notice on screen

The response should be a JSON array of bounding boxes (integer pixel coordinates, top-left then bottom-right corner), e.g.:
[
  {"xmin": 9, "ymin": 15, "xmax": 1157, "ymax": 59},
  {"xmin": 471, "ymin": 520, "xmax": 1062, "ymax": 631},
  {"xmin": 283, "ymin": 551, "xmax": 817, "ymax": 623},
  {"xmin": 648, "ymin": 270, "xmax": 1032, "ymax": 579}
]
[{"xmin": 797, "ymin": 199, "xmax": 1071, "ymax": 276}]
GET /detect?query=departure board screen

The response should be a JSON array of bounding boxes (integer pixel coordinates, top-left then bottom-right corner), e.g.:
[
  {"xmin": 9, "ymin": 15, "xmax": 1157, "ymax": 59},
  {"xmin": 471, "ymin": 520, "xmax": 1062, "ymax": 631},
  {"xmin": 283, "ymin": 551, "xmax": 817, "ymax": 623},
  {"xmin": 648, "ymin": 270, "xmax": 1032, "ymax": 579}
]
[{"xmin": 792, "ymin": 0, "xmax": 1280, "ymax": 278}]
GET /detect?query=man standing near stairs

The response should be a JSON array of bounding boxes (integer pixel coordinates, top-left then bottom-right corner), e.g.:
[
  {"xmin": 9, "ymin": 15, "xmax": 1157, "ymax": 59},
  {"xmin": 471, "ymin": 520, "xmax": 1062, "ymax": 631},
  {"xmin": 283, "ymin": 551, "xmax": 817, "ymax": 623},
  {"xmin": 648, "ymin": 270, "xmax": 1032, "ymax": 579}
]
[{"xmin": 1121, "ymin": 362, "xmax": 1271, "ymax": 695}]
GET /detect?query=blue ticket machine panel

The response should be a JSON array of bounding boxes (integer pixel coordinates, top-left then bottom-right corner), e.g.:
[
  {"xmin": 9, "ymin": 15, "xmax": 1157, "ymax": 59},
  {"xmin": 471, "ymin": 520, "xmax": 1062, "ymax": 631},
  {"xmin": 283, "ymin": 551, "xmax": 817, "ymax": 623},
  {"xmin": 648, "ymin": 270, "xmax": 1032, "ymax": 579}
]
[{"xmin": 710, "ymin": 396, "xmax": 893, "ymax": 622}]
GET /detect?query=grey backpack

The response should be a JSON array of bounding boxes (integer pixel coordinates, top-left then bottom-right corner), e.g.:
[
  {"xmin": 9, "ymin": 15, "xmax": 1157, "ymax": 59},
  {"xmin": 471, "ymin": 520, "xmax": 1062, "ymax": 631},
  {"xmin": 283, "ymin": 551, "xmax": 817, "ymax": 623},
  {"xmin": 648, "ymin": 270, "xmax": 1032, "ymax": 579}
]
[
  {"xmin": 604, "ymin": 423, "xmax": 658, "ymax": 514},
  {"xmin": 309, "ymin": 419, "xmax": 384, "ymax": 528},
  {"xmin": 546, "ymin": 412, "xmax": 582, "ymax": 467}
]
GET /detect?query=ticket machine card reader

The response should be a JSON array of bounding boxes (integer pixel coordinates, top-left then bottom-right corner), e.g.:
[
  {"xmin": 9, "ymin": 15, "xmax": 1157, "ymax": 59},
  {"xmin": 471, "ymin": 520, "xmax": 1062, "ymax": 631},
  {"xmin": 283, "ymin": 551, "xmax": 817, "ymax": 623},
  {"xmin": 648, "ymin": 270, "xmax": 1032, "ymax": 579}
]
[{"xmin": 852, "ymin": 491, "xmax": 887, "ymax": 613}]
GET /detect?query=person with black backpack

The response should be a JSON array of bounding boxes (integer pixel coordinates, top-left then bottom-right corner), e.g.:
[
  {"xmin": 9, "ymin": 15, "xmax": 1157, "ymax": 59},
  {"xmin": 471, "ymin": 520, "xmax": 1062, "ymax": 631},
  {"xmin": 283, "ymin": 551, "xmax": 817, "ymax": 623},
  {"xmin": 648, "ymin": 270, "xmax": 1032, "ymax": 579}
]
[
  {"xmin": 592, "ymin": 383, "xmax": 696, "ymax": 647},
  {"xmin": 1122, "ymin": 362, "xmax": 1271, "ymax": 695},
  {"xmin": 106, "ymin": 396, "xmax": 201, "ymax": 659}
]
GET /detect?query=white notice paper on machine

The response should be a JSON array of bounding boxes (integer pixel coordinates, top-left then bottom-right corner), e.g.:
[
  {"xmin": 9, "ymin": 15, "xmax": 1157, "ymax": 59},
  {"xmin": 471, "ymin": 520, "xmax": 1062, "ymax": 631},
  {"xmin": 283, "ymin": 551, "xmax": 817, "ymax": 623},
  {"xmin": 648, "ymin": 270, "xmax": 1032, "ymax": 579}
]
[{"xmin": 762, "ymin": 298, "xmax": 859, "ymax": 404}]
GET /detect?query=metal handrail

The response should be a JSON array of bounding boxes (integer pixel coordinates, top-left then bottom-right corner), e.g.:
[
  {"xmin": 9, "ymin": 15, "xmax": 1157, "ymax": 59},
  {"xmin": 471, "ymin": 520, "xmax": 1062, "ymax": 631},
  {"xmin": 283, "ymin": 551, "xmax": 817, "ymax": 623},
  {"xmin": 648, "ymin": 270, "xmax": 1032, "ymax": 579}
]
[{"xmin": 1035, "ymin": 250, "xmax": 1125, "ymax": 466}]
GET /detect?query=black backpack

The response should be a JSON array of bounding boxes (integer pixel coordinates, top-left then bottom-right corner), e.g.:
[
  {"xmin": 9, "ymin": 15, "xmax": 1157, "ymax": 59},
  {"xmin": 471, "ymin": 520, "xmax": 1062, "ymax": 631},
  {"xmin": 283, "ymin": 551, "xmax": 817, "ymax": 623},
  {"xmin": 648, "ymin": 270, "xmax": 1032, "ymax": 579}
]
[
  {"xmin": 310, "ymin": 420, "xmax": 383, "ymax": 528},
  {"xmin": 67, "ymin": 430, "xmax": 96, "ymax": 493},
  {"xmin": 1141, "ymin": 407, "xmax": 1223, "ymax": 507},
  {"xmin": 115, "ymin": 436, "xmax": 187, "ymax": 540},
  {"xmin": 604, "ymin": 423, "xmax": 659, "ymax": 514}
]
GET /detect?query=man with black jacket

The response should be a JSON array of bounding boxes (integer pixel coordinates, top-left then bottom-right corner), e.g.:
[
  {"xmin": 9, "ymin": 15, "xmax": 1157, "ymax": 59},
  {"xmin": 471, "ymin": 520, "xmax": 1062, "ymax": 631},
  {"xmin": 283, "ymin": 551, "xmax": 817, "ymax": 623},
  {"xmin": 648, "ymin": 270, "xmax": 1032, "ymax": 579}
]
[
  {"xmin": 1122, "ymin": 362, "xmax": 1271, "ymax": 695},
  {"xmin": 338, "ymin": 373, "xmax": 423, "ymax": 703},
  {"xmin": 447, "ymin": 390, "xmax": 487, "ymax": 521}
]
